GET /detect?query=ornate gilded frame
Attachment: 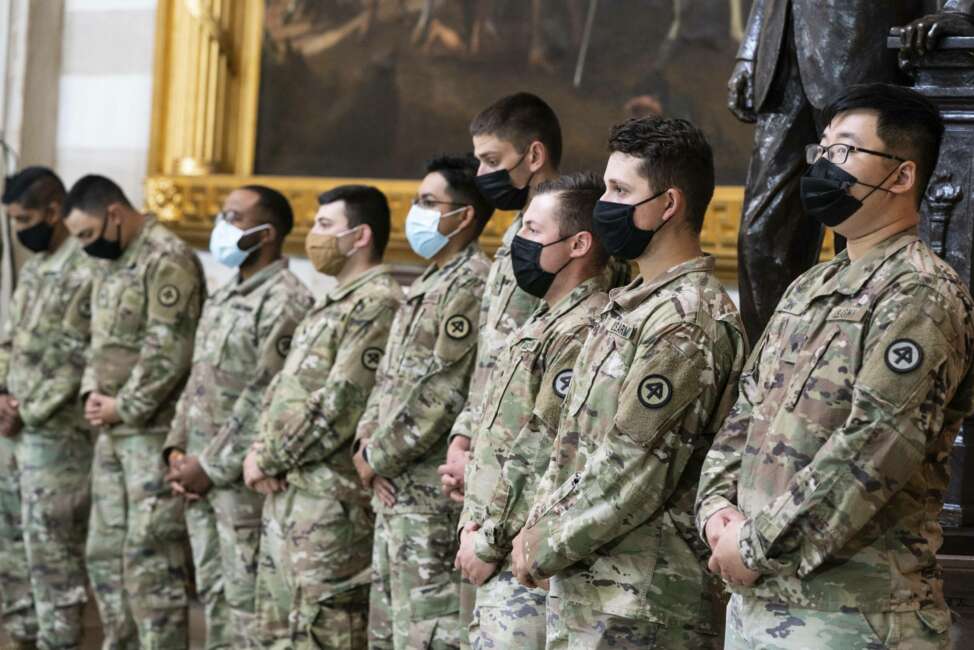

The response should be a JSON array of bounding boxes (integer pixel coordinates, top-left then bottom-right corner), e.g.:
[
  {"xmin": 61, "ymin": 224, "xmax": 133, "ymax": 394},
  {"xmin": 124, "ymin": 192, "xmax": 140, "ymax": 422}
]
[{"xmin": 145, "ymin": 0, "xmax": 825, "ymax": 279}]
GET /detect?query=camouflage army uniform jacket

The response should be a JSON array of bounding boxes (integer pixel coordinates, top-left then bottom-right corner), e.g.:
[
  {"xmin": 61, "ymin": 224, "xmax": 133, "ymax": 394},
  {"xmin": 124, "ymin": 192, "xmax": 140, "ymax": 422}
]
[
  {"xmin": 0, "ymin": 237, "xmax": 94, "ymax": 432},
  {"xmin": 163, "ymin": 260, "xmax": 312, "ymax": 486},
  {"xmin": 82, "ymin": 216, "xmax": 205, "ymax": 437},
  {"xmin": 448, "ymin": 217, "xmax": 540, "ymax": 447},
  {"xmin": 696, "ymin": 230, "xmax": 974, "ymax": 617},
  {"xmin": 449, "ymin": 217, "xmax": 630, "ymax": 448},
  {"xmin": 255, "ymin": 264, "xmax": 403, "ymax": 502},
  {"xmin": 522, "ymin": 256, "xmax": 747, "ymax": 629},
  {"xmin": 460, "ymin": 276, "xmax": 608, "ymax": 564},
  {"xmin": 357, "ymin": 243, "xmax": 490, "ymax": 514}
]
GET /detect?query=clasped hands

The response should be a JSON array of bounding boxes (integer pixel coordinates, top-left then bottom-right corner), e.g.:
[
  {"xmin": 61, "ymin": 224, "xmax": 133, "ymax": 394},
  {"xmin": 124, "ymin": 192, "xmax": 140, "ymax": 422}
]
[{"xmin": 705, "ymin": 506, "xmax": 760, "ymax": 587}]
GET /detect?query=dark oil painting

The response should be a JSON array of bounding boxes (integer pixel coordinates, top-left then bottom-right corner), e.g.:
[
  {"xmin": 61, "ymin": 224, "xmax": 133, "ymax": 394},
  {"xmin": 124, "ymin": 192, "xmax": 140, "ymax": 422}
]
[{"xmin": 254, "ymin": 0, "xmax": 755, "ymax": 184}]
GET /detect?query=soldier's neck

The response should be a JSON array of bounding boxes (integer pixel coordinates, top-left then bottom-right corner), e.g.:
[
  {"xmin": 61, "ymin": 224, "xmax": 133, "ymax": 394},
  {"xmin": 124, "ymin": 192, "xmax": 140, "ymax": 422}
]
[
  {"xmin": 845, "ymin": 213, "xmax": 919, "ymax": 261},
  {"xmin": 336, "ymin": 253, "xmax": 377, "ymax": 286},
  {"xmin": 47, "ymin": 222, "xmax": 69, "ymax": 253},
  {"xmin": 636, "ymin": 231, "xmax": 702, "ymax": 285}
]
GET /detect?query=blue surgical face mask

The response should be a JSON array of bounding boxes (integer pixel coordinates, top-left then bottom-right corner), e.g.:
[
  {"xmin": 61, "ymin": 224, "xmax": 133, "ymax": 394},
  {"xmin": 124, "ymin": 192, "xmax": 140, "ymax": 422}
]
[
  {"xmin": 209, "ymin": 218, "xmax": 271, "ymax": 268},
  {"xmin": 405, "ymin": 203, "xmax": 466, "ymax": 259}
]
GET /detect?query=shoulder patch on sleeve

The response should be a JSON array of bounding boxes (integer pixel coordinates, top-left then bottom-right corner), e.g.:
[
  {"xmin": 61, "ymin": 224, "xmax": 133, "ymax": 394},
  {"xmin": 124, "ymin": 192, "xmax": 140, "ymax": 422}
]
[
  {"xmin": 362, "ymin": 347, "xmax": 383, "ymax": 371},
  {"xmin": 157, "ymin": 284, "xmax": 181, "ymax": 307},
  {"xmin": 638, "ymin": 374, "xmax": 673, "ymax": 409},
  {"xmin": 445, "ymin": 314, "xmax": 472, "ymax": 340},
  {"xmin": 552, "ymin": 368, "xmax": 573, "ymax": 400},
  {"xmin": 276, "ymin": 335, "xmax": 293, "ymax": 358},
  {"xmin": 884, "ymin": 339, "xmax": 923, "ymax": 374}
]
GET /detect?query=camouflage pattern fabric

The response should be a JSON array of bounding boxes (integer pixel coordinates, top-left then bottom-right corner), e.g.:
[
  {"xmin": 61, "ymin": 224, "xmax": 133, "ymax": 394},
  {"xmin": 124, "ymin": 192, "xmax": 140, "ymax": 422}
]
[
  {"xmin": 696, "ymin": 230, "xmax": 974, "ymax": 647},
  {"xmin": 83, "ymin": 216, "xmax": 205, "ymax": 649},
  {"xmin": 356, "ymin": 243, "xmax": 490, "ymax": 649},
  {"xmin": 521, "ymin": 256, "xmax": 747, "ymax": 646},
  {"xmin": 164, "ymin": 259, "xmax": 311, "ymax": 649},
  {"xmin": 0, "ymin": 237, "xmax": 95, "ymax": 647},
  {"xmin": 252, "ymin": 265, "xmax": 402, "ymax": 649}
]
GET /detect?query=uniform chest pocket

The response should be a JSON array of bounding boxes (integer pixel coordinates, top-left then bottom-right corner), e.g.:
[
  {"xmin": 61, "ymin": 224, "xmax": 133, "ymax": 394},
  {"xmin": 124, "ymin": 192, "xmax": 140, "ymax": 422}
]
[
  {"xmin": 485, "ymin": 341, "xmax": 539, "ymax": 427},
  {"xmin": 111, "ymin": 284, "xmax": 147, "ymax": 340},
  {"xmin": 215, "ymin": 313, "xmax": 257, "ymax": 369},
  {"xmin": 569, "ymin": 339, "xmax": 627, "ymax": 418},
  {"xmin": 782, "ymin": 309, "xmax": 865, "ymax": 411}
]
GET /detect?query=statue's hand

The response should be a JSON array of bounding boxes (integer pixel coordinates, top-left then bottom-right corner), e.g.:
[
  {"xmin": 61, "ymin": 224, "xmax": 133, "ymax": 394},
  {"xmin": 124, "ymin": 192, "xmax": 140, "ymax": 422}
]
[
  {"xmin": 727, "ymin": 59, "xmax": 757, "ymax": 124},
  {"xmin": 894, "ymin": 12, "xmax": 974, "ymax": 58}
]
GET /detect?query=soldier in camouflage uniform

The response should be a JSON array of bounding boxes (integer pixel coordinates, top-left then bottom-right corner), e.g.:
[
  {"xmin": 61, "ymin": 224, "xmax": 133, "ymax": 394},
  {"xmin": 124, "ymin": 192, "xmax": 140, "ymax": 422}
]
[
  {"xmin": 0, "ymin": 168, "xmax": 94, "ymax": 649},
  {"xmin": 443, "ymin": 93, "xmax": 629, "ymax": 648},
  {"xmin": 162, "ymin": 186, "xmax": 312, "ymax": 649},
  {"xmin": 698, "ymin": 85, "xmax": 974, "ymax": 650},
  {"xmin": 64, "ymin": 175, "xmax": 206, "ymax": 649},
  {"xmin": 513, "ymin": 118, "xmax": 748, "ymax": 649},
  {"xmin": 240, "ymin": 185, "xmax": 402, "ymax": 649},
  {"xmin": 353, "ymin": 156, "xmax": 493, "ymax": 650},
  {"xmin": 455, "ymin": 173, "xmax": 612, "ymax": 649}
]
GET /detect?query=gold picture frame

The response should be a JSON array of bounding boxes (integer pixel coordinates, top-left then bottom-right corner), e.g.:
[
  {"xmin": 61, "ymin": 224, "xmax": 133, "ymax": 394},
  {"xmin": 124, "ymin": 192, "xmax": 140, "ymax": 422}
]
[{"xmin": 144, "ymin": 0, "xmax": 831, "ymax": 280}]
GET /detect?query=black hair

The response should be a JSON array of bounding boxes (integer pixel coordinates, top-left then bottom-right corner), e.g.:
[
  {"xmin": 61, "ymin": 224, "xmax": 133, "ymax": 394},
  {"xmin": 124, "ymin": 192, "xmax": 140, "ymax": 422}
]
[
  {"xmin": 608, "ymin": 117, "xmax": 715, "ymax": 233},
  {"xmin": 532, "ymin": 171, "xmax": 609, "ymax": 265},
  {"xmin": 821, "ymin": 83, "xmax": 944, "ymax": 206},
  {"xmin": 240, "ymin": 184, "xmax": 294, "ymax": 242},
  {"xmin": 62, "ymin": 174, "xmax": 133, "ymax": 218},
  {"xmin": 2, "ymin": 166, "xmax": 66, "ymax": 210},
  {"xmin": 317, "ymin": 184, "xmax": 390, "ymax": 259},
  {"xmin": 425, "ymin": 154, "xmax": 494, "ymax": 235},
  {"xmin": 469, "ymin": 92, "xmax": 563, "ymax": 168}
]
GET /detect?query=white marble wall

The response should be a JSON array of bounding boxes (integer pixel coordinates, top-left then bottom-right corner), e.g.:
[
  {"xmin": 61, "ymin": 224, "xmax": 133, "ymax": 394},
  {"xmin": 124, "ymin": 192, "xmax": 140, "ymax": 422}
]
[{"xmin": 55, "ymin": 0, "xmax": 156, "ymax": 206}]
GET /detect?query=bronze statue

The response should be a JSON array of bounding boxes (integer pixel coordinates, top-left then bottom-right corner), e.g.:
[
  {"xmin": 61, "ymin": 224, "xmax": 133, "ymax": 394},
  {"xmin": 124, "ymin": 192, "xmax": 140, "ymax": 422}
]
[{"xmin": 729, "ymin": 0, "xmax": 974, "ymax": 344}]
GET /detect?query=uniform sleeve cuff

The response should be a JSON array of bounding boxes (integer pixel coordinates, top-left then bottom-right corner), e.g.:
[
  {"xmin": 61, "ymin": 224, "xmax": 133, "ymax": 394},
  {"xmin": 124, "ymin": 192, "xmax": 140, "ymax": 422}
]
[
  {"xmin": 473, "ymin": 524, "xmax": 509, "ymax": 564},
  {"xmin": 696, "ymin": 496, "xmax": 737, "ymax": 546},
  {"xmin": 739, "ymin": 517, "xmax": 789, "ymax": 575}
]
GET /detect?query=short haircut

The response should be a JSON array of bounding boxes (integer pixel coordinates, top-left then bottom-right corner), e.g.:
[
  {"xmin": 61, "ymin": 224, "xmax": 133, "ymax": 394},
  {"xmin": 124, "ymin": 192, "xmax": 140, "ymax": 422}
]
[
  {"xmin": 822, "ymin": 83, "xmax": 944, "ymax": 206},
  {"xmin": 425, "ymin": 154, "xmax": 494, "ymax": 235},
  {"xmin": 240, "ymin": 184, "xmax": 294, "ymax": 242},
  {"xmin": 533, "ymin": 171, "xmax": 609, "ymax": 265},
  {"xmin": 62, "ymin": 174, "xmax": 133, "ymax": 218},
  {"xmin": 317, "ymin": 184, "xmax": 390, "ymax": 258},
  {"xmin": 469, "ymin": 92, "xmax": 563, "ymax": 168},
  {"xmin": 608, "ymin": 117, "xmax": 715, "ymax": 233},
  {"xmin": 2, "ymin": 166, "xmax": 66, "ymax": 210}
]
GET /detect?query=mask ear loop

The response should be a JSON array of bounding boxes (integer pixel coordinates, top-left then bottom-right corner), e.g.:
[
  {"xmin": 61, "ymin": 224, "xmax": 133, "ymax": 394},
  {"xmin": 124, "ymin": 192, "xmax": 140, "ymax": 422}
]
[
  {"xmin": 441, "ymin": 205, "xmax": 472, "ymax": 239},
  {"xmin": 547, "ymin": 231, "xmax": 580, "ymax": 276},
  {"xmin": 858, "ymin": 163, "xmax": 902, "ymax": 202}
]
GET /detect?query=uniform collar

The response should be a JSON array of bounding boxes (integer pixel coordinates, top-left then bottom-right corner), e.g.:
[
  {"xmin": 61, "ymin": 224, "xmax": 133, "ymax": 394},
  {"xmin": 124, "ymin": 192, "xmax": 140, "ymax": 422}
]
[
  {"xmin": 115, "ymin": 214, "xmax": 156, "ymax": 269},
  {"xmin": 326, "ymin": 263, "xmax": 391, "ymax": 304},
  {"xmin": 609, "ymin": 255, "xmax": 716, "ymax": 312},
  {"xmin": 221, "ymin": 258, "xmax": 288, "ymax": 299},
  {"xmin": 411, "ymin": 242, "xmax": 481, "ymax": 298},
  {"xmin": 519, "ymin": 275, "xmax": 605, "ymax": 340},
  {"xmin": 833, "ymin": 228, "xmax": 919, "ymax": 296},
  {"xmin": 37, "ymin": 234, "xmax": 79, "ymax": 273}
]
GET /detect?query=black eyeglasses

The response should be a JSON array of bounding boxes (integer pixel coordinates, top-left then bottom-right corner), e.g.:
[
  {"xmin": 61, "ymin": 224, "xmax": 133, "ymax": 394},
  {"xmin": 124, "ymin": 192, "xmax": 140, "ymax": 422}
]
[
  {"xmin": 412, "ymin": 198, "xmax": 466, "ymax": 210},
  {"xmin": 805, "ymin": 143, "xmax": 906, "ymax": 165}
]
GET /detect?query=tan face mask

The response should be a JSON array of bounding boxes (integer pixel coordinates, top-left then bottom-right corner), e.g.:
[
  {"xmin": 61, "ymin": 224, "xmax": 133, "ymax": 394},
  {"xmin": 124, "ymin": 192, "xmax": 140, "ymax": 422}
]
[{"xmin": 305, "ymin": 228, "xmax": 356, "ymax": 275}]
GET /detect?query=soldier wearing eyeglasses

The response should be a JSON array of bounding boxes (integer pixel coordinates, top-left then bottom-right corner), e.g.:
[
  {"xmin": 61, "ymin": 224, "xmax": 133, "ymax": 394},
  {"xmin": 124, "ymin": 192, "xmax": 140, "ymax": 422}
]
[{"xmin": 698, "ymin": 83, "xmax": 974, "ymax": 649}]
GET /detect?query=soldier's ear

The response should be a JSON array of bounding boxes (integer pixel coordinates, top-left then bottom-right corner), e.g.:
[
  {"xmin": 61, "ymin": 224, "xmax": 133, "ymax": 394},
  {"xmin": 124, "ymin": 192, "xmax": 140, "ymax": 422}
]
[{"xmin": 889, "ymin": 160, "xmax": 916, "ymax": 196}]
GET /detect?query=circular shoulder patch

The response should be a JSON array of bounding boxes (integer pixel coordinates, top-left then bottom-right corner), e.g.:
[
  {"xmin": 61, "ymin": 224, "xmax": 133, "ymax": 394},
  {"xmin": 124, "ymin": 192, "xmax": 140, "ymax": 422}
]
[
  {"xmin": 552, "ymin": 369, "xmax": 573, "ymax": 400},
  {"xmin": 157, "ymin": 284, "xmax": 181, "ymax": 307},
  {"xmin": 445, "ymin": 314, "xmax": 472, "ymax": 340},
  {"xmin": 276, "ymin": 335, "xmax": 292, "ymax": 358},
  {"xmin": 885, "ymin": 338, "xmax": 923, "ymax": 374},
  {"xmin": 362, "ymin": 347, "xmax": 383, "ymax": 371},
  {"xmin": 638, "ymin": 374, "xmax": 673, "ymax": 409}
]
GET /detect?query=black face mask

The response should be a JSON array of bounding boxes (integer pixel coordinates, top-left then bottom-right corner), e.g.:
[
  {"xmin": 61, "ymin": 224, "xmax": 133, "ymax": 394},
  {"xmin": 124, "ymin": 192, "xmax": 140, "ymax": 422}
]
[
  {"xmin": 800, "ymin": 158, "xmax": 898, "ymax": 228},
  {"xmin": 475, "ymin": 153, "xmax": 534, "ymax": 211},
  {"xmin": 84, "ymin": 217, "xmax": 124, "ymax": 260},
  {"xmin": 592, "ymin": 189, "xmax": 668, "ymax": 260},
  {"xmin": 16, "ymin": 219, "xmax": 54, "ymax": 252},
  {"xmin": 511, "ymin": 232, "xmax": 573, "ymax": 298}
]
